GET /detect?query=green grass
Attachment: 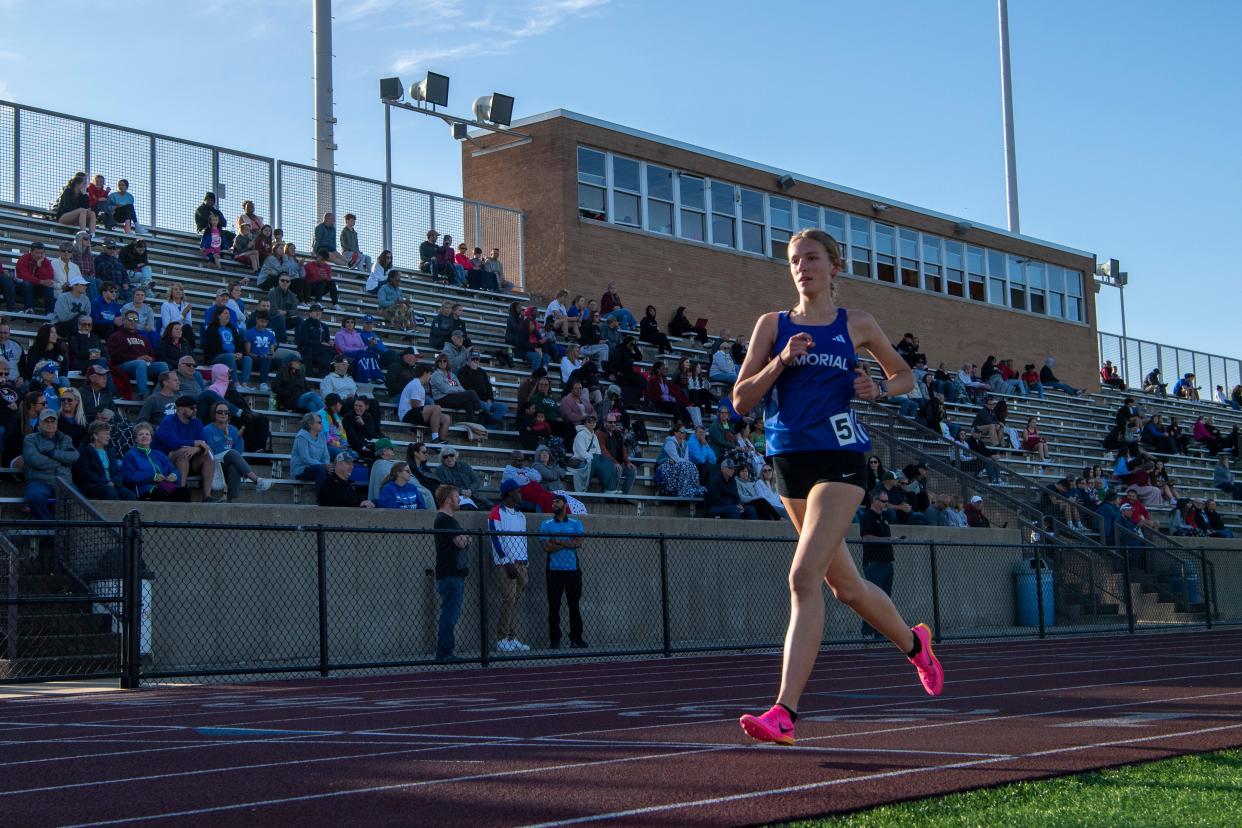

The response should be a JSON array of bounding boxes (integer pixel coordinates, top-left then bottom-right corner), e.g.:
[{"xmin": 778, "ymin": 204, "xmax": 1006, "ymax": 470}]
[{"xmin": 778, "ymin": 749, "xmax": 1242, "ymax": 827}]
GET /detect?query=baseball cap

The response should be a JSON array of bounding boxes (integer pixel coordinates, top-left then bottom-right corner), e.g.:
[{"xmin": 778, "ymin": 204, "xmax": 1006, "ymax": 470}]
[
  {"xmin": 468, "ymin": 351, "xmax": 482, "ymax": 361},
  {"xmin": 402, "ymin": 346, "xmax": 419, "ymax": 357},
  {"xmin": 882, "ymin": 471, "xmax": 897, "ymax": 482},
  {"xmin": 178, "ymin": 355, "xmax": 197, "ymax": 366},
  {"xmin": 336, "ymin": 449, "xmax": 359, "ymax": 462},
  {"xmin": 333, "ymin": 354, "xmax": 349, "ymax": 364},
  {"xmin": 38, "ymin": 408, "xmax": 58, "ymax": 422},
  {"xmin": 86, "ymin": 365, "xmax": 109, "ymax": 377},
  {"xmin": 970, "ymin": 495, "xmax": 983, "ymax": 504},
  {"xmin": 309, "ymin": 303, "xmax": 324, "ymax": 312},
  {"xmin": 68, "ymin": 273, "xmax": 88, "ymax": 287},
  {"xmin": 103, "ymin": 239, "xmax": 118, "ymax": 250},
  {"xmin": 440, "ymin": 446, "xmax": 458, "ymax": 457},
  {"xmin": 720, "ymin": 458, "xmax": 736, "ymax": 469},
  {"xmin": 373, "ymin": 438, "xmax": 394, "ymax": 453},
  {"xmin": 499, "ymin": 478, "xmax": 521, "ymax": 495},
  {"xmin": 36, "ymin": 361, "xmax": 58, "ymax": 376},
  {"xmin": 361, "ymin": 314, "xmax": 375, "ymax": 324},
  {"xmin": 174, "ymin": 395, "xmax": 197, "ymax": 408},
  {"xmin": 450, "ymin": 329, "xmax": 464, "ymax": 339}
]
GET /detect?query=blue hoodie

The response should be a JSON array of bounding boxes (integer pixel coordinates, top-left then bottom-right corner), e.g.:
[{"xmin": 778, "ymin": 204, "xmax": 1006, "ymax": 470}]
[
  {"xmin": 154, "ymin": 414, "xmax": 205, "ymax": 454},
  {"xmin": 378, "ymin": 480, "xmax": 425, "ymax": 510},
  {"xmin": 122, "ymin": 446, "xmax": 178, "ymax": 496}
]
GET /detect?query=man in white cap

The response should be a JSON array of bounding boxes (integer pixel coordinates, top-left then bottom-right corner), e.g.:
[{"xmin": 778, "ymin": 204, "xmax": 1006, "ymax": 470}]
[{"xmin": 965, "ymin": 494, "xmax": 990, "ymax": 528}]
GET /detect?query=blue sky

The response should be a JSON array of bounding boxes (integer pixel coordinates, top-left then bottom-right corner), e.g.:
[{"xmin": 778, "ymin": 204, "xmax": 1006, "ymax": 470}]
[{"xmin": 2, "ymin": 0, "xmax": 1238, "ymax": 362}]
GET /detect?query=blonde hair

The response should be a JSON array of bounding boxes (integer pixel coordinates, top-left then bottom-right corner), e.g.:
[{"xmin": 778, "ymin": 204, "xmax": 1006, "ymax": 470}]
[
  {"xmin": 788, "ymin": 228, "xmax": 842, "ymax": 266},
  {"xmin": 166, "ymin": 282, "xmax": 185, "ymax": 300}
]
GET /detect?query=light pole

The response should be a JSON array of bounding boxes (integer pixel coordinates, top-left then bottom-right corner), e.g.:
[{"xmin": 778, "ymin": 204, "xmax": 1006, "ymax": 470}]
[
  {"xmin": 1095, "ymin": 258, "xmax": 1130, "ymax": 381},
  {"xmin": 998, "ymin": 0, "xmax": 1020, "ymax": 233}
]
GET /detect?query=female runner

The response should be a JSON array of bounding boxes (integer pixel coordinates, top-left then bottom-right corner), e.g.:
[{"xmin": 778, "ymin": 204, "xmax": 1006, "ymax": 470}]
[{"xmin": 735, "ymin": 229, "xmax": 944, "ymax": 746}]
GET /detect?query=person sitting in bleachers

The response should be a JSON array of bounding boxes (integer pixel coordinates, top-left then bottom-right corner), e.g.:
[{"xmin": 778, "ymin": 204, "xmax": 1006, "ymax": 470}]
[
  {"xmin": 1203, "ymin": 499, "xmax": 1234, "ymax": 538},
  {"xmin": 15, "ymin": 240, "xmax": 55, "ymax": 314},
  {"xmin": 107, "ymin": 311, "xmax": 168, "ymax": 398},
  {"xmin": 320, "ymin": 355, "xmax": 358, "ymax": 402},
  {"xmin": 484, "ymin": 247, "xmax": 510, "ymax": 292},
  {"xmin": 332, "ymin": 316, "xmax": 366, "ymax": 362},
  {"xmin": 22, "ymin": 407, "xmax": 78, "ymax": 519},
  {"xmin": 599, "ymin": 281, "xmax": 638, "ymax": 330},
  {"xmin": 639, "ymin": 305, "xmax": 674, "ymax": 355},
  {"xmin": 366, "ymin": 249, "xmax": 393, "ymax": 294},
  {"xmin": 1232, "ymin": 385, "xmax": 1242, "ymax": 411},
  {"xmin": 458, "ymin": 351, "xmax": 506, "ymax": 426},
  {"xmin": 242, "ymin": 311, "xmax": 279, "ymax": 393},
  {"xmin": 87, "ymin": 174, "xmax": 111, "ymax": 227},
  {"xmin": 203, "ymin": 400, "xmax": 272, "ymax": 502},
  {"xmin": 656, "ymin": 422, "xmax": 705, "ymax": 499},
  {"xmin": 357, "ymin": 315, "xmax": 396, "ymax": 370},
  {"xmin": 419, "ymin": 229, "xmax": 441, "ymax": 278},
  {"xmin": 272, "ymin": 357, "xmax": 324, "ymax": 414},
  {"xmin": 1194, "ymin": 415, "xmax": 1238, "ymax": 457},
  {"xmin": 669, "ymin": 306, "xmax": 708, "ymax": 344},
  {"xmin": 303, "ymin": 249, "xmax": 340, "ymax": 308},
  {"xmin": 339, "ymin": 213, "xmax": 371, "ymax": 271},
  {"xmin": 107, "ymin": 178, "xmax": 139, "ymax": 235},
  {"xmin": 705, "ymin": 458, "xmax": 755, "ymax": 520},
  {"xmin": 291, "ymin": 412, "xmax": 331, "ymax": 487},
  {"xmin": 453, "ymin": 243, "xmax": 476, "ymax": 286},
  {"xmin": 55, "ymin": 174, "xmax": 96, "ymax": 236},
  {"xmin": 435, "ymin": 446, "xmax": 489, "ymax": 510},
  {"xmin": 1100, "ymin": 360, "xmax": 1126, "ymax": 390},
  {"xmin": 194, "ymin": 192, "xmax": 233, "ymax": 247},
  {"xmin": 377, "ymin": 269, "xmax": 415, "ymax": 332},
  {"xmin": 199, "ymin": 212, "xmax": 226, "ymax": 269},
  {"xmin": 894, "ymin": 333, "xmax": 925, "ymax": 368},
  {"xmin": 344, "ymin": 396, "xmax": 385, "ymax": 459},
  {"xmin": 710, "ymin": 338, "xmax": 739, "ymax": 385},
  {"xmin": 79, "ymin": 364, "xmax": 113, "ymax": 421},
  {"xmin": 376, "ymin": 462, "xmax": 426, "ymax": 510},
  {"xmin": 997, "ymin": 359, "xmax": 1027, "ymax": 396},
  {"xmin": 516, "ymin": 306, "xmax": 553, "ymax": 371},
  {"xmin": 72, "ymin": 420, "xmax": 136, "ymax": 502},
  {"xmin": 0, "ymin": 323, "xmax": 24, "ymax": 370},
  {"xmin": 118, "ymin": 237, "xmax": 151, "ymax": 290},
  {"xmin": 119, "ymin": 287, "xmax": 157, "ymax": 348},
  {"xmin": 230, "ymin": 222, "xmax": 262, "ymax": 273},
  {"xmin": 295, "ymin": 304, "xmax": 334, "ymax": 378},
  {"xmin": 384, "ymin": 346, "xmax": 420, "ymax": 397},
  {"xmin": 397, "ymin": 362, "xmax": 450, "ymax": 443},
  {"xmin": 443, "ymin": 329, "xmax": 473, "ymax": 374},
  {"xmin": 202, "ymin": 307, "xmax": 254, "ymax": 391},
  {"xmin": 436, "ymin": 234, "xmax": 463, "ymax": 286},
  {"xmin": 1140, "ymin": 413, "xmax": 1178, "ymax": 455},
  {"xmin": 1142, "ymin": 367, "xmax": 1167, "ymax": 396},
  {"xmin": 570, "ymin": 413, "xmax": 617, "ymax": 493},
  {"xmin": 317, "ymin": 450, "xmax": 375, "ymax": 508},
  {"xmin": 733, "ymin": 464, "xmax": 783, "ymax": 520},
  {"xmin": 429, "ymin": 354, "xmax": 489, "ymax": 425},
  {"xmin": 1172, "ymin": 372, "xmax": 1200, "ymax": 401},
  {"xmin": 54, "ymin": 277, "xmax": 93, "ymax": 339},
  {"xmin": 154, "ymin": 395, "xmax": 218, "ymax": 503},
  {"xmin": 1039, "ymin": 356, "xmax": 1082, "ymax": 396},
  {"xmin": 121, "ymin": 421, "xmax": 189, "ymax": 502},
  {"xmin": 1019, "ymin": 363, "xmax": 1045, "ymax": 398},
  {"xmin": 427, "ymin": 301, "xmax": 456, "ymax": 352}
]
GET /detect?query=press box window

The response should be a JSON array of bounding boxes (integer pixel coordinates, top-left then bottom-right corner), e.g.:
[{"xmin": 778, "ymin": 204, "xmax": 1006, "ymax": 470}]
[
  {"xmin": 679, "ymin": 174, "xmax": 705, "ymax": 243},
  {"xmin": 577, "ymin": 147, "xmax": 606, "ymax": 221},
  {"xmin": 646, "ymin": 164, "xmax": 673, "ymax": 235},
  {"xmin": 611, "ymin": 156, "xmax": 641, "ymax": 227}
]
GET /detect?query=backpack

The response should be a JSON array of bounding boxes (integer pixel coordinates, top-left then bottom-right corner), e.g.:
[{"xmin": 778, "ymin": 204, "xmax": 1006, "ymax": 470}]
[{"xmin": 352, "ymin": 350, "xmax": 384, "ymax": 384}]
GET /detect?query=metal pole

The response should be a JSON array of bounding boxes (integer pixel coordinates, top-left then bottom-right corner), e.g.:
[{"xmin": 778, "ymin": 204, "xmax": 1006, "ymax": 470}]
[
  {"xmin": 1122, "ymin": 546, "xmax": 1136, "ymax": 634},
  {"xmin": 316, "ymin": 526, "xmax": 329, "ymax": 677},
  {"xmin": 477, "ymin": 527, "xmax": 489, "ymax": 668},
  {"xmin": 659, "ymin": 535, "xmax": 671, "ymax": 657},
  {"xmin": 928, "ymin": 541, "xmax": 942, "ymax": 644},
  {"xmin": 1119, "ymin": 284, "xmax": 1128, "ymax": 382},
  {"xmin": 12, "ymin": 106, "xmax": 20, "ymax": 206},
  {"xmin": 120, "ymin": 511, "xmax": 142, "ymax": 689},
  {"xmin": 1197, "ymin": 548, "xmax": 1211, "ymax": 629},
  {"xmin": 383, "ymin": 103, "xmax": 393, "ymax": 251},
  {"xmin": 1033, "ymin": 545, "xmax": 1046, "ymax": 639},
  {"xmin": 148, "ymin": 135, "xmax": 157, "ymax": 231},
  {"xmin": 313, "ymin": 0, "xmax": 336, "ymax": 219},
  {"xmin": 997, "ymin": 0, "xmax": 1021, "ymax": 233}
]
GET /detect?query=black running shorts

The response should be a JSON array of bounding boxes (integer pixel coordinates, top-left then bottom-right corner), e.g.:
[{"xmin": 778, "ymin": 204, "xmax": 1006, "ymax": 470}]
[{"xmin": 771, "ymin": 450, "xmax": 868, "ymax": 500}]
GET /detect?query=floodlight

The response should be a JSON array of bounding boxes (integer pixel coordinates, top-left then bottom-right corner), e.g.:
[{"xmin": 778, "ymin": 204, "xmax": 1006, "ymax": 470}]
[
  {"xmin": 410, "ymin": 72, "xmax": 450, "ymax": 107},
  {"xmin": 451, "ymin": 122, "xmax": 469, "ymax": 140},
  {"xmin": 954, "ymin": 221, "xmax": 972, "ymax": 236},
  {"xmin": 379, "ymin": 77, "xmax": 404, "ymax": 102},
  {"xmin": 776, "ymin": 174, "xmax": 795, "ymax": 191},
  {"xmin": 473, "ymin": 93, "xmax": 515, "ymax": 127}
]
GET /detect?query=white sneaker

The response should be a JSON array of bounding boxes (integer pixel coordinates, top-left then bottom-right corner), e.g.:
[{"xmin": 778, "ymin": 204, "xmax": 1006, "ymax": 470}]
[
  {"xmin": 236, "ymin": 384, "xmax": 256, "ymax": 393},
  {"xmin": 510, "ymin": 638, "xmax": 530, "ymax": 651},
  {"xmin": 255, "ymin": 478, "xmax": 273, "ymax": 492},
  {"xmin": 258, "ymin": 383, "xmax": 270, "ymax": 393},
  {"xmin": 496, "ymin": 638, "xmax": 514, "ymax": 652}
]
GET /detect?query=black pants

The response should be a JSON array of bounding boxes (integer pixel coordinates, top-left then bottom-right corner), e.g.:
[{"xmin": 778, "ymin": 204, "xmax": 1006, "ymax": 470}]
[
  {"xmin": 547, "ymin": 569, "xmax": 583, "ymax": 644},
  {"xmin": 307, "ymin": 280, "xmax": 340, "ymax": 305}
]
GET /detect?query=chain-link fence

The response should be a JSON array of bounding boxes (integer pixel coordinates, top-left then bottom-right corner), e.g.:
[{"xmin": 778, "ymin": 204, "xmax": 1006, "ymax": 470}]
[
  {"xmin": 0, "ymin": 98, "xmax": 523, "ymax": 288},
  {"xmin": 11, "ymin": 515, "xmax": 1236, "ymax": 687},
  {"xmin": 1100, "ymin": 331, "xmax": 1242, "ymax": 395}
]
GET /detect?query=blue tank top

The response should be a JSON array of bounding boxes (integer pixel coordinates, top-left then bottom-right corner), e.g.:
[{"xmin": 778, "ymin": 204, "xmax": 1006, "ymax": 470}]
[{"xmin": 763, "ymin": 308, "xmax": 871, "ymax": 455}]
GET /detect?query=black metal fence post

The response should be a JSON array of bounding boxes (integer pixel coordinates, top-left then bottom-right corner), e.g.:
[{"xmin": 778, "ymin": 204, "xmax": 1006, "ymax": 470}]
[
  {"xmin": 1121, "ymin": 545, "xmax": 1136, "ymax": 634},
  {"xmin": 928, "ymin": 541, "xmax": 942, "ymax": 644},
  {"xmin": 315, "ymin": 526, "xmax": 329, "ymax": 677},
  {"xmin": 659, "ymin": 534, "xmax": 671, "ymax": 657},
  {"xmin": 1198, "ymin": 547, "xmax": 1212, "ymax": 629},
  {"xmin": 120, "ymin": 510, "xmax": 142, "ymax": 689},
  {"xmin": 1033, "ymin": 543, "xmax": 1047, "ymax": 639},
  {"xmin": 477, "ymin": 527, "xmax": 489, "ymax": 668}
]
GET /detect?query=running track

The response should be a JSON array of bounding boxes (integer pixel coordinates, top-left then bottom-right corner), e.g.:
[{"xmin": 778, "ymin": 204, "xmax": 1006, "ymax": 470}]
[{"xmin": 4, "ymin": 630, "xmax": 1242, "ymax": 826}]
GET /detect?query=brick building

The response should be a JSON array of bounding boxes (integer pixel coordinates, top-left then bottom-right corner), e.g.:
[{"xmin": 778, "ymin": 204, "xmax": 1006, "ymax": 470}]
[{"xmin": 463, "ymin": 110, "xmax": 1099, "ymax": 390}]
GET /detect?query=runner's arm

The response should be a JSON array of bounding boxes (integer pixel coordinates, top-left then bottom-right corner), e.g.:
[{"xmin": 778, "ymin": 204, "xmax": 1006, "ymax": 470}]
[
  {"xmin": 732, "ymin": 313, "xmax": 789, "ymax": 415},
  {"xmin": 847, "ymin": 310, "xmax": 914, "ymax": 400}
]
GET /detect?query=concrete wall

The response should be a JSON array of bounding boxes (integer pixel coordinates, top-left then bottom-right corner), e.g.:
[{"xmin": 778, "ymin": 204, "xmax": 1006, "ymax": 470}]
[
  {"xmin": 463, "ymin": 116, "xmax": 1101, "ymax": 391},
  {"xmin": 95, "ymin": 503, "xmax": 1030, "ymax": 672}
]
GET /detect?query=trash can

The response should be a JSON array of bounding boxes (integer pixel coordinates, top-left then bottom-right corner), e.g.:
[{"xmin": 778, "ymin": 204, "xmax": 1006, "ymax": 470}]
[
  {"xmin": 1169, "ymin": 563, "xmax": 1201, "ymax": 604},
  {"xmin": 1015, "ymin": 560, "xmax": 1054, "ymax": 627},
  {"xmin": 90, "ymin": 578, "xmax": 153, "ymax": 656}
]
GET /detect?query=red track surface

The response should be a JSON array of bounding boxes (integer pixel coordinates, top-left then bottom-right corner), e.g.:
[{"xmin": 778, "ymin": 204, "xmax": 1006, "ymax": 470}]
[{"xmin": 4, "ymin": 630, "xmax": 1242, "ymax": 826}]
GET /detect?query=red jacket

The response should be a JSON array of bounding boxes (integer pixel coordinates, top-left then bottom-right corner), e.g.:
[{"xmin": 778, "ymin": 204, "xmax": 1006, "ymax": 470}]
[
  {"xmin": 107, "ymin": 329, "xmax": 155, "ymax": 363},
  {"xmin": 644, "ymin": 375, "xmax": 688, "ymax": 405},
  {"xmin": 87, "ymin": 183, "xmax": 109, "ymax": 208},
  {"xmin": 998, "ymin": 363, "xmax": 1018, "ymax": 380},
  {"xmin": 16, "ymin": 253, "xmax": 54, "ymax": 286},
  {"xmin": 303, "ymin": 260, "xmax": 333, "ymax": 284},
  {"xmin": 600, "ymin": 290, "xmax": 620, "ymax": 314}
]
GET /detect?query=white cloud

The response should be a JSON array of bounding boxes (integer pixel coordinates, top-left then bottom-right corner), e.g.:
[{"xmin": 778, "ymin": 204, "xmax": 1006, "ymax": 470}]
[{"xmin": 386, "ymin": 0, "xmax": 609, "ymax": 75}]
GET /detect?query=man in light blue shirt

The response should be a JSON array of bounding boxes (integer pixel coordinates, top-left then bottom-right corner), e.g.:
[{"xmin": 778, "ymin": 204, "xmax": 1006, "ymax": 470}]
[{"xmin": 538, "ymin": 494, "xmax": 587, "ymax": 649}]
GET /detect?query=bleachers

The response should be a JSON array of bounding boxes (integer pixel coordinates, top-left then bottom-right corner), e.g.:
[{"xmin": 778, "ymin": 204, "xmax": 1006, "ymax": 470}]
[{"xmin": 1, "ymin": 201, "xmax": 1239, "ymax": 531}]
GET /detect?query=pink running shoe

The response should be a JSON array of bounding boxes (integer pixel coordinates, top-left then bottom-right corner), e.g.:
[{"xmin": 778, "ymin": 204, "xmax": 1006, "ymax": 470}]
[
  {"xmin": 739, "ymin": 704, "xmax": 796, "ymax": 746},
  {"xmin": 908, "ymin": 623, "xmax": 944, "ymax": 696}
]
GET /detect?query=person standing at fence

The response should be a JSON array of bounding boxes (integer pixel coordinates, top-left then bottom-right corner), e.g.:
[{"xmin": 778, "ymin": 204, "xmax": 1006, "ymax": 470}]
[
  {"xmin": 434, "ymin": 484, "xmax": 471, "ymax": 662},
  {"xmin": 539, "ymin": 494, "xmax": 588, "ymax": 649},
  {"xmin": 732, "ymin": 228, "xmax": 944, "ymax": 747},
  {"xmin": 489, "ymin": 478, "xmax": 530, "ymax": 653},
  {"xmin": 858, "ymin": 492, "xmax": 896, "ymax": 640}
]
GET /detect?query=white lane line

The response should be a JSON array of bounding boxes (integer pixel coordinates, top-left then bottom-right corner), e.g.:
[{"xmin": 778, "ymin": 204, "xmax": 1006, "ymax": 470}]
[
  {"xmin": 59, "ymin": 746, "xmax": 733, "ymax": 827},
  {"xmin": 2, "ymin": 632, "xmax": 1230, "ymax": 725},
  {"xmin": 519, "ymin": 721, "xmax": 1242, "ymax": 827},
  {"xmin": 4, "ymin": 659, "xmax": 1240, "ymax": 770}
]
